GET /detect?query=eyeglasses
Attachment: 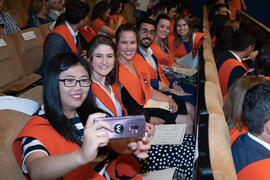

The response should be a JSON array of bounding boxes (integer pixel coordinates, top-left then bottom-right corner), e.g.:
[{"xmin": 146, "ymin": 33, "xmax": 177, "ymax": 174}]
[
  {"xmin": 139, "ymin": 28, "xmax": 155, "ymax": 35},
  {"xmin": 59, "ymin": 79, "xmax": 91, "ymax": 87}
]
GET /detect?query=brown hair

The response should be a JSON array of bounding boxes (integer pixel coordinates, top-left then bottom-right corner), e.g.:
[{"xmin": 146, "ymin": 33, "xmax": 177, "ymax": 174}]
[
  {"xmin": 173, "ymin": 15, "xmax": 193, "ymax": 48},
  {"xmin": 224, "ymin": 75, "xmax": 265, "ymax": 130},
  {"xmin": 29, "ymin": 0, "xmax": 47, "ymax": 15},
  {"xmin": 87, "ymin": 35, "xmax": 118, "ymax": 86}
]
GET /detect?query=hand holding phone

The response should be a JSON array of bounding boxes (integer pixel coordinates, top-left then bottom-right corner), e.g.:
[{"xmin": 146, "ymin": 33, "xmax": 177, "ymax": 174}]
[{"xmin": 95, "ymin": 115, "xmax": 145, "ymax": 139}]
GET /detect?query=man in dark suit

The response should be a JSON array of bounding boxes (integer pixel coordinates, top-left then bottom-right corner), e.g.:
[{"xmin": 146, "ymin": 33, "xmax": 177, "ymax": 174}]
[
  {"xmin": 38, "ymin": 0, "xmax": 89, "ymax": 75},
  {"xmin": 232, "ymin": 81, "xmax": 270, "ymax": 179},
  {"xmin": 216, "ymin": 30, "xmax": 255, "ymax": 97}
]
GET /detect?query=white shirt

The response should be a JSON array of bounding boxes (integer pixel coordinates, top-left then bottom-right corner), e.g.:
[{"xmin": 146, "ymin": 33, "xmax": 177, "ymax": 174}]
[
  {"xmin": 248, "ymin": 133, "xmax": 270, "ymax": 151},
  {"xmin": 229, "ymin": 50, "xmax": 242, "ymax": 63},
  {"xmin": 138, "ymin": 47, "xmax": 158, "ymax": 71},
  {"xmin": 92, "ymin": 79, "xmax": 123, "ymax": 117},
  {"xmin": 65, "ymin": 21, "xmax": 78, "ymax": 44}
]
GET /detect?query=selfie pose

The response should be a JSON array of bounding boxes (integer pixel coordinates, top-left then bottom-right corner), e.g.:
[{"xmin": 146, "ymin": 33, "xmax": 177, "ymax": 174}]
[{"xmin": 13, "ymin": 53, "xmax": 149, "ymax": 179}]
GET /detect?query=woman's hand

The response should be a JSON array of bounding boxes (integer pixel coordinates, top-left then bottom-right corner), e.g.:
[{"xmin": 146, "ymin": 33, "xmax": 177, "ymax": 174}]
[
  {"xmin": 159, "ymin": 81, "xmax": 169, "ymax": 92},
  {"xmin": 173, "ymin": 83, "xmax": 184, "ymax": 92},
  {"xmin": 127, "ymin": 123, "xmax": 154, "ymax": 159},
  {"xmin": 79, "ymin": 113, "xmax": 113, "ymax": 164},
  {"xmin": 168, "ymin": 97, "xmax": 178, "ymax": 113},
  {"xmin": 149, "ymin": 117, "xmax": 165, "ymax": 125}
]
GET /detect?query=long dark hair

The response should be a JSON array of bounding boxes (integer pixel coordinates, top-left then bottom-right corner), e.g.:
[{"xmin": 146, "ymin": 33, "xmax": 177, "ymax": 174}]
[
  {"xmin": 87, "ymin": 35, "xmax": 118, "ymax": 85},
  {"xmin": 109, "ymin": 0, "xmax": 122, "ymax": 15},
  {"xmin": 90, "ymin": 1, "xmax": 110, "ymax": 23},
  {"xmin": 253, "ymin": 45, "xmax": 270, "ymax": 77},
  {"xmin": 43, "ymin": 53, "xmax": 99, "ymax": 146},
  {"xmin": 224, "ymin": 75, "xmax": 265, "ymax": 130},
  {"xmin": 174, "ymin": 15, "xmax": 193, "ymax": 47}
]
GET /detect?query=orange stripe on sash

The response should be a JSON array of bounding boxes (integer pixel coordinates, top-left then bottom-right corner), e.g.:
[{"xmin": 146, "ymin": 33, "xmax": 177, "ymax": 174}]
[
  {"xmin": 51, "ymin": 25, "xmax": 79, "ymax": 54},
  {"xmin": 218, "ymin": 59, "xmax": 247, "ymax": 97},
  {"xmin": 169, "ymin": 32, "xmax": 205, "ymax": 58},
  {"xmin": 111, "ymin": 84, "xmax": 128, "ymax": 116},
  {"xmin": 92, "ymin": 82, "xmax": 118, "ymax": 116},
  {"xmin": 238, "ymin": 159, "xmax": 270, "ymax": 180},
  {"xmin": 150, "ymin": 41, "xmax": 174, "ymax": 68},
  {"xmin": 118, "ymin": 54, "xmax": 151, "ymax": 106}
]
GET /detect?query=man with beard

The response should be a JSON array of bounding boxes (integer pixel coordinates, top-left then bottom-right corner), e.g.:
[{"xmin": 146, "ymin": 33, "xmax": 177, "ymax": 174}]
[{"xmin": 136, "ymin": 17, "xmax": 195, "ymax": 125}]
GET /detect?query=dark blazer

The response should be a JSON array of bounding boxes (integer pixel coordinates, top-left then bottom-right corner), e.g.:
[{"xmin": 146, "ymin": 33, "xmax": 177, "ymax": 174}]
[
  {"xmin": 232, "ymin": 133, "xmax": 270, "ymax": 173},
  {"xmin": 38, "ymin": 24, "xmax": 81, "ymax": 75},
  {"xmin": 216, "ymin": 50, "xmax": 246, "ymax": 91}
]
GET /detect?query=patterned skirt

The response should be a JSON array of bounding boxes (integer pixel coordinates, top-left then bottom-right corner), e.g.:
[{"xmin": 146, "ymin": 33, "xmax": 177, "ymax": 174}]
[{"xmin": 138, "ymin": 134, "xmax": 195, "ymax": 180}]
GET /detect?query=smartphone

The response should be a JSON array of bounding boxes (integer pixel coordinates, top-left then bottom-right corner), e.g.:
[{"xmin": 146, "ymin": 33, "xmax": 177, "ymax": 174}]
[{"xmin": 95, "ymin": 115, "xmax": 145, "ymax": 139}]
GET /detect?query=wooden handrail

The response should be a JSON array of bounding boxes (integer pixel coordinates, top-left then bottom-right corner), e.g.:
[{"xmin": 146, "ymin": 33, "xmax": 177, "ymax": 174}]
[{"xmin": 237, "ymin": 10, "xmax": 270, "ymax": 32}]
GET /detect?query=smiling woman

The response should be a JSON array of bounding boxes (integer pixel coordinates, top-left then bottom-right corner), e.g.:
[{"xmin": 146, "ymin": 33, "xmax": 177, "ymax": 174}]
[
  {"xmin": 13, "ymin": 53, "xmax": 115, "ymax": 179},
  {"xmin": 168, "ymin": 15, "xmax": 205, "ymax": 59},
  {"xmin": 150, "ymin": 14, "xmax": 174, "ymax": 67},
  {"xmin": 87, "ymin": 35, "xmax": 124, "ymax": 117}
]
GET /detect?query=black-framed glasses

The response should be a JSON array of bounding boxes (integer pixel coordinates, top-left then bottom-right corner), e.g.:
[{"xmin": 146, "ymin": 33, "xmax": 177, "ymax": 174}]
[
  {"xmin": 59, "ymin": 79, "xmax": 91, "ymax": 87},
  {"xmin": 139, "ymin": 28, "xmax": 155, "ymax": 35}
]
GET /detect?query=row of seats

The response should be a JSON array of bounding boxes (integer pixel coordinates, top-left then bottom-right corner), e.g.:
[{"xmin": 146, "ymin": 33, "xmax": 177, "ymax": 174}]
[
  {"xmin": 0, "ymin": 85, "xmax": 43, "ymax": 179},
  {"xmin": 0, "ymin": 21, "xmax": 49, "ymax": 179},
  {"xmin": 201, "ymin": 6, "xmax": 237, "ymax": 179},
  {"xmin": 2, "ymin": 0, "xmax": 31, "ymax": 10},
  {"xmin": 2, "ymin": 0, "xmax": 97, "ymax": 29},
  {"xmin": 3, "ymin": 0, "xmax": 135, "ymax": 30},
  {"xmin": 0, "ymin": 22, "xmax": 53, "ymax": 95},
  {"xmin": 0, "ymin": 1, "xmax": 135, "ymax": 177},
  {"xmin": 3, "ymin": 0, "xmax": 32, "ymax": 29}
]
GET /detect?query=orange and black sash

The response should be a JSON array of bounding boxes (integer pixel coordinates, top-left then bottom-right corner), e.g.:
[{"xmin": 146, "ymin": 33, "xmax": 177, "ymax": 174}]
[
  {"xmin": 47, "ymin": 24, "xmax": 80, "ymax": 54},
  {"xmin": 78, "ymin": 25, "xmax": 97, "ymax": 43},
  {"xmin": 118, "ymin": 54, "xmax": 151, "ymax": 106},
  {"xmin": 109, "ymin": 15, "xmax": 126, "ymax": 25},
  {"xmin": 169, "ymin": 19, "xmax": 175, "ymax": 34},
  {"xmin": 229, "ymin": 126, "xmax": 248, "ymax": 145},
  {"xmin": 150, "ymin": 41, "xmax": 174, "ymax": 68},
  {"xmin": 139, "ymin": 49, "xmax": 170, "ymax": 87},
  {"xmin": 92, "ymin": 81, "xmax": 127, "ymax": 116},
  {"xmin": 218, "ymin": 59, "xmax": 247, "ymax": 97},
  {"xmin": 13, "ymin": 115, "xmax": 106, "ymax": 180},
  {"xmin": 264, "ymin": 76, "xmax": 270, "ymax": 81},
  {"xmin": 237, "ymin": 159, "xmax": 270, "ymax": 180},
  {"xmin": 169, "ymin": 32, "xmax": 205, "ymax": 58}
]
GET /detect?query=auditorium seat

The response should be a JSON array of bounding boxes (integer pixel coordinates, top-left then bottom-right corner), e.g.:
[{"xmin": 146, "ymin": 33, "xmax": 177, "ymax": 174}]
[
  {"xmin": 0, "ymin": 109, "xmax": 30, "ymax": 180},
  {"xmin": 204, "ymin": 81, "xmax": 223, "ymax": 115},
  {"xmin": 5, "ymin": 0, "xmax": 24, "ymax": 11},
  {"xmin": 6, "ymin": 9, "xmax": 27, "ymax": 29},
  {"xmin": 2, "ymin": 0, "xmax": 8, "ymax": 11},
  {"xmin": 11, "ymin": 28, "xmax": 44, "ymax": 78},
  {"xmin": 123, "ymin": 3, "xmax": 136, "ymax": 24},
  {"xmin": 0, "ymin": 35, "xmax": 38, "ymax": 94},
  {"xmin": 204, "ymin": 60, "xmax": 220, "ymax": 85},
  {"xmin": 23, "ymin": 0, "xmax": 32, "ymax": 9},
  {"xmin": 19, "ymin": 85, "xmax": 43, "ymax": 107},
  {"xmin": 38, "ymin": 22, "xmax": 54, "ymax": 38},
  {"xmin": 208, "ymin": 112, "xmax": 237, "ymax": 179}
]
